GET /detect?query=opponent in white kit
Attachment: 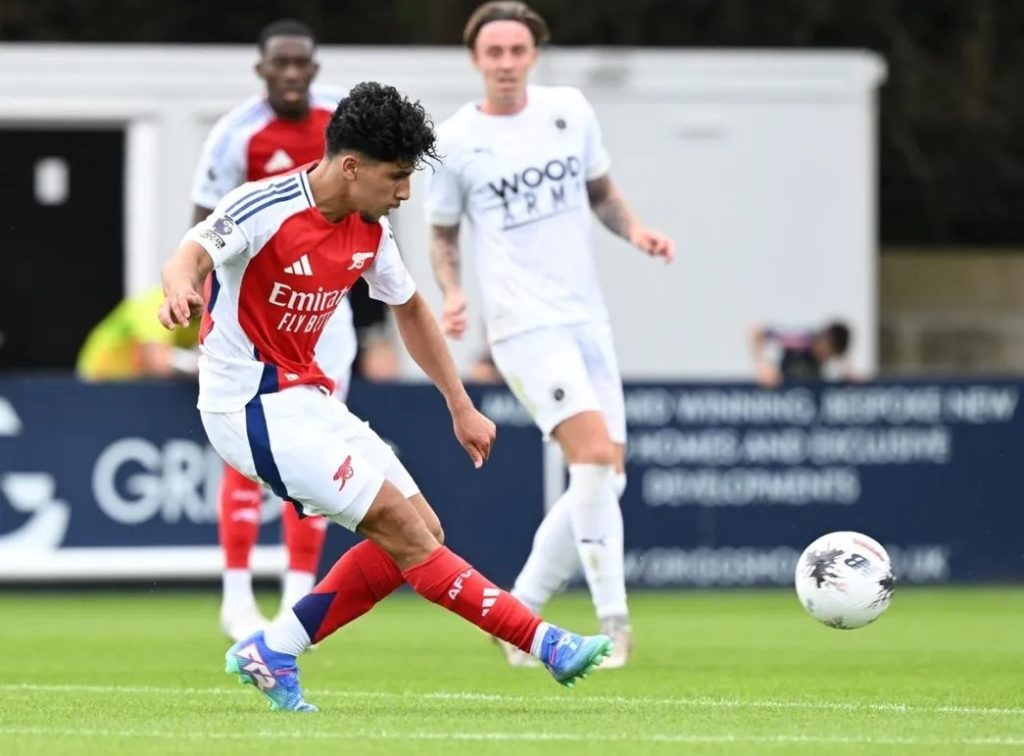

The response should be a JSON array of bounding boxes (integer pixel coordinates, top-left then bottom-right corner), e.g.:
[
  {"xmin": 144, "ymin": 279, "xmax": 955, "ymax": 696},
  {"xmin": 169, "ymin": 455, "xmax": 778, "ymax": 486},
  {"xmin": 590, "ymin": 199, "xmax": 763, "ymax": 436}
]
[{"xmin": 426, "ymin": 1, "xmax": 675, "ymax": 668}]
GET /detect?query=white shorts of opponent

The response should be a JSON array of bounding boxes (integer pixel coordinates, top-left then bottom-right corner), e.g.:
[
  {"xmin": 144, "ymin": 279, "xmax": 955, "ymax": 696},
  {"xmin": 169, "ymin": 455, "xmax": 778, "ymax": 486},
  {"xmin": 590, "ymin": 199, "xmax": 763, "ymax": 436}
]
[
  {"xmin": 490, "ymin": 321, "xmax": 626, "ymax": 444},
  {"xmin": 201, "ymin": 385, "xmax": 418, "ymax": 531}
]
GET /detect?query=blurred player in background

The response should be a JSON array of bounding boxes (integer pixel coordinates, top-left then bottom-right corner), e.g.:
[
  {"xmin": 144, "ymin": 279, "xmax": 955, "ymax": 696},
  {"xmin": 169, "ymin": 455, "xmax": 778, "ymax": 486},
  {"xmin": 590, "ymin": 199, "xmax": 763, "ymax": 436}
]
[
  {"xmin": 161, "ymin": 82, "xmax": 611, "ymax": 711},
  {"xmin": 191, "ymin": 18, "xmax": 357, "ymax": 640},
  {"xmin": 749, "ymin": 319, "xmax": 853, "ymax": 388},
  {"xmin": 426, "ymin": 0, "xmax": 674, "ymax": 669},
  {"xmin": 77, "ymin": 286, "xmax": 199, "ymax": 380},
  {"xmin": 347, "ymin": 279, "xmax": 402, "ymax": 380}
]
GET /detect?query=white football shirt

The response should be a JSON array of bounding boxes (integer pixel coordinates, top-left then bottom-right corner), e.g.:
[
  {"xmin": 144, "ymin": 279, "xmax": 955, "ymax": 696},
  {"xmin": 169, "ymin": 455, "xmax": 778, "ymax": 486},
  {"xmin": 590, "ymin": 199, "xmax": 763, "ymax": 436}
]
[{"xmin": 425, "ymin": 85, "xmax": 612, "ymax": 343}]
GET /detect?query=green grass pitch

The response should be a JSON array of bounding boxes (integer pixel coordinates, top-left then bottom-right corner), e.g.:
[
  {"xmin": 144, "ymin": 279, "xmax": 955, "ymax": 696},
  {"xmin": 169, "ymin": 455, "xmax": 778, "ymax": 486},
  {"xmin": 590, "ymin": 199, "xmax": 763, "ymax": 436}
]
[{"xmin": 1, "ymin": 587, "xmax": 1022, "ymax": 754}]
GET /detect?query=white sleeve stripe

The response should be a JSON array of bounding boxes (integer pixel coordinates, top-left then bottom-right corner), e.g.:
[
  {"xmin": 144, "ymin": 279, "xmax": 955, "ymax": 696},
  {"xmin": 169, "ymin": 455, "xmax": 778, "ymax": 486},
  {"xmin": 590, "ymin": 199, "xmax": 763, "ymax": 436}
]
[
  {"xmin": 225, "ymin": 177, "xmax": 299, "ymax": 217},
  {"xmin": 233, "ymin": 187, "xmax": 303, "ymax": 224},
  {"xmin": 297, "ymin": 170, "xmax": 314, "ymax": 207}
]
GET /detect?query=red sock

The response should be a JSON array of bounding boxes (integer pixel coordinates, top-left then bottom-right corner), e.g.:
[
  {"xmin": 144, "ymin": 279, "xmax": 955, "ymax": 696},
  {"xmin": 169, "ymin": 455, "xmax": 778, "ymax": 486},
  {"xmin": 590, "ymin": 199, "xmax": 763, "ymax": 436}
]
[
  {"xmin": 292, "ymin": 539, "xmax": 404, "ymax": 643},
  {"xmin": 402, "ymin": 547, "xmax": 541, "ymax": 653},
  {"xmin": 281, "ymin": 501, "xmax": 328, "ymax": 574},
  {"xmin": 218, "ymin": 465, "xmax": 262, "ymax": 569}
]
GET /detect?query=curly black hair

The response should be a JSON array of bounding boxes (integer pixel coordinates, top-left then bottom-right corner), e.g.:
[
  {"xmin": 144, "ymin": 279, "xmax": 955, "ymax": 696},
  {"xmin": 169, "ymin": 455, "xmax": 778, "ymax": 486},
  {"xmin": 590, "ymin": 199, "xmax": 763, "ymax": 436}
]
[{"xmin": 325, "ymin": 82, "xmax": 439, "ymax": 167}]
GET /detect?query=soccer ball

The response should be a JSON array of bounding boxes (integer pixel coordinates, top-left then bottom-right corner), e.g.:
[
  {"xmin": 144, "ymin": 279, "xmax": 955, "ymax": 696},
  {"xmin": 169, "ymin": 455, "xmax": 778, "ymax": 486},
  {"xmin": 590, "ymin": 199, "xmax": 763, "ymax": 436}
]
[{"xmin": 794, "ymin": 531, "xmax": 895, "ymax": 629}]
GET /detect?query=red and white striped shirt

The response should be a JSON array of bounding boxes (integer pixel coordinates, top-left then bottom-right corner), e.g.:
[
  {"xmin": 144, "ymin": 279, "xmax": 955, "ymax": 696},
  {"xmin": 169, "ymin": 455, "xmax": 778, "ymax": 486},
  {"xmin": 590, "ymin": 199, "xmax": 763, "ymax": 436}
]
[
  {"xmin": 185, "ymin": 166, "xmax": 415, "ymax": 412},
  {"xmin": 191, "ymin": 86, "xmax": 343, "ymax": 209}
]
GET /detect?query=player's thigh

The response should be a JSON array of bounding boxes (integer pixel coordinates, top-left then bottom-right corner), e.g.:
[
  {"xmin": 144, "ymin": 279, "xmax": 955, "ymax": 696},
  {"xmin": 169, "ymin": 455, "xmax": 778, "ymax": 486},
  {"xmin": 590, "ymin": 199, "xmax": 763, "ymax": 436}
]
[
  {"xmin": 328, "ymin": 399, "xmax": 419, "ymax": 500},
  {"xmin": 324, "ymin": 397, "xmax": 437, "ymax": 540},
  {"xmin": 551, "ymin": 409, "xmax": 617, "ymax": 465},
  {"xmin": 572, "ymin": 322, "xmax": 627, "ymax": 445},
  {"xmin": 490, "ymin": 326, "xmax": 603, "ymax": 441},
  {"xmin": 202, "ymin": 408, "xmax": 259, "ymax": 481},
  {"xmin": 357, "ymin": 479, "xmax": 439, "ymax": 569},
  {"xmin": 250, "ymin": 387, "xmax": 388, "ymax": 531},
  {"xmin": 407, "ymin": 493, "xmax": 443, "ymax": 543},
  {"xmin": 330, "ymin": 404, "xmax": 440, "ymax": 541}
]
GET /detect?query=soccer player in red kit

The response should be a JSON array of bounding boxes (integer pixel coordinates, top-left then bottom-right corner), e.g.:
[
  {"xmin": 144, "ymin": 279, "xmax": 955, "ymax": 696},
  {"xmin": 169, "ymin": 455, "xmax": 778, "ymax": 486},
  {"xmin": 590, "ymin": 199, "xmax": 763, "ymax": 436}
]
[
  {"xmin": 160, "ymin": 82, "xmax": 612, "ymax": 711},
  {"xmin": 191, "ymin": 19, "xmax": 355, "ymax": 640}
]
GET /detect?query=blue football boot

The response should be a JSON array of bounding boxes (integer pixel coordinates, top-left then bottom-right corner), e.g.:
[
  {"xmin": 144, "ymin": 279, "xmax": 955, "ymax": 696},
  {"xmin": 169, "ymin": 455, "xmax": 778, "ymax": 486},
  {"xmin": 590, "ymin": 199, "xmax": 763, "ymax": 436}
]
[
  {"xmin": 224, "ymin": 631, "xmax": 317, "ymax": 712},
  {"xmin": 540, "ymin": 627, "xmax": 613, "ymax": 687}
]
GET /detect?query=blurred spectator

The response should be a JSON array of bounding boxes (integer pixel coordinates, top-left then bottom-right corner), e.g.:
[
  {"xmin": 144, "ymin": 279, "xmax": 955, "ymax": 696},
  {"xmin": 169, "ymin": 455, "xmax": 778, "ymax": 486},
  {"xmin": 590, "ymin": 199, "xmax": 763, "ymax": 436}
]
[
  {"xmin": 749, "ymin": 320, "xmax": 853, "ymax": 388},
  {"xmin": 349, "ymin": 278, "xmax": 401, "ymax": 381},
  {"xmin": 76, "ymin": 286, "xmax": 198, "ymax": 380}
]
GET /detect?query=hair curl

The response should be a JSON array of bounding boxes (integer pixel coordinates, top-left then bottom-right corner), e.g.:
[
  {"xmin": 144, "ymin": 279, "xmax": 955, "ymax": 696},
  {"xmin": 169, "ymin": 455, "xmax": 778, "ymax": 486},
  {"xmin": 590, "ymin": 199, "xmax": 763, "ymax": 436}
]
[{"xmin": 325, "ymin": 82, "xmax": 438, "ymax": 167}]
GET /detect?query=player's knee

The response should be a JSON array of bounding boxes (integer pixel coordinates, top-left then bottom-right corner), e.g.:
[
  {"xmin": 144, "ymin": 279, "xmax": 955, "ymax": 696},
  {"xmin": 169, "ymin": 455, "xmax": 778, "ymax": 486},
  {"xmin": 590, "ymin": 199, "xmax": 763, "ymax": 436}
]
[
  {"xmin": 569, "ymin": 440, "xmax": 617, "ymax": 466},
  {"xmin": 407, "ymin": 493, "xmax": 444, "ymax": 544},
  {"xmin": 359, "ymin": 483, "xmax": 439, "ymax": 569},
  {"xmin": 418, "ymin": 504, "xmax": 445, "ymax": 544}
]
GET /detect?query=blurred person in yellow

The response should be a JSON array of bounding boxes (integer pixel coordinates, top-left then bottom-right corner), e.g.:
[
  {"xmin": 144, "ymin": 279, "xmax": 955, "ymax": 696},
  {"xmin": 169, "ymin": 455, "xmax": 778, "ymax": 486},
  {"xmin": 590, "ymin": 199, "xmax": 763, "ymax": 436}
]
[{"xmin": 76, "ymin": 286, "xmax": 199, "ymax": 381}]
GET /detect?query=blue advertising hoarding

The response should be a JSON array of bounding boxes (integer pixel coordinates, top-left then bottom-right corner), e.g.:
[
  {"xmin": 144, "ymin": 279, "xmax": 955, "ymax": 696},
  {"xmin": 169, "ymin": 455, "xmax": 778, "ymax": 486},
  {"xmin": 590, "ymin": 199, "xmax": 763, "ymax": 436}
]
[
  {"xmin": 0, "ymin": 377, "xmax": 1020, "ymax": 586},
  {"xmin": 616, "ymin": 383, "xmax": 1023, "ymax": 586}
]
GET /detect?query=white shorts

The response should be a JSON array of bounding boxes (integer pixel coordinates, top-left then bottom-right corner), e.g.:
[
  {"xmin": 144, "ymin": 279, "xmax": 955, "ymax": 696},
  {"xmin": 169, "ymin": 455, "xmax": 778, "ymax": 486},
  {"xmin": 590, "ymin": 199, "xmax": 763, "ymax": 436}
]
[
  {"xmin": 490, "ymin": 322, "xmax": 626, "ymax": 443},
  {"xmin": 201, "ymin": 385, "xmax": 418, "ymax": 531}
]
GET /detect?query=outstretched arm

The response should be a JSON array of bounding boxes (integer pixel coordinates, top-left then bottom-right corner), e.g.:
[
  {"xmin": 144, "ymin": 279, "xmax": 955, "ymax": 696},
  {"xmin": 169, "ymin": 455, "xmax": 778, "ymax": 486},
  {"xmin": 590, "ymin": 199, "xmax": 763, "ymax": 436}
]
[
  {"xmin": 391, "ymin": 291, "xmax": 495, "ymax": 467},
  {"xmin": 586, "ymin": 175, "xmax": 675, "ymax": 263},
  {"xmin": 159, "ymin": 241, "xmax": 212, "ymax": 330},
  {"xmin": 429, "ymin": 224, "xmax": 468, "ymax": 338}
]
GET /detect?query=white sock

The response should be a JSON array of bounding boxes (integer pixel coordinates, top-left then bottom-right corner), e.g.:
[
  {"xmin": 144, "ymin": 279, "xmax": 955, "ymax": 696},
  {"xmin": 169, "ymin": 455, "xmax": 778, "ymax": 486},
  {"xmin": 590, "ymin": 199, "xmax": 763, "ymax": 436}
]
[
  {"xmin": 567, "ymin": 464, "xmax": 628, "ymax": 619},
  {"xmin": 530, "ymin": 621, "xmax": 552, "ymax": 658},
  {"xmin": 263, "ymin": 609, "xmax": 311, "ymax": 657},
  {"xmin": 222, "ymin": 569, "xmax": 256, "ymax": 611},
  {"xmin": 511, "ymin": 494, "xmax": 580, "ymax": 614},
  {"xmin": 280, "ymin": 570, "xmax": 316, "ymax": 611}
]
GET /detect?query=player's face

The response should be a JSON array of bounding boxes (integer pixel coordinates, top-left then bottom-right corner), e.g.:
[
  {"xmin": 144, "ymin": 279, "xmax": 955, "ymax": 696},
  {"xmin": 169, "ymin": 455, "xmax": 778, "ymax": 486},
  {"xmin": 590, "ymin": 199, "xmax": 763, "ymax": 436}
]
[
  {"xmin": 257, "ymin": 36, "xmax": 319, "ymax": 118},
  {"xmin": 470, "ymin": 20, "xmax": 538, "ymax": 104},
  {"xmin": 350, "ymin": 157, "xmax": 415, "ymax": 221}
]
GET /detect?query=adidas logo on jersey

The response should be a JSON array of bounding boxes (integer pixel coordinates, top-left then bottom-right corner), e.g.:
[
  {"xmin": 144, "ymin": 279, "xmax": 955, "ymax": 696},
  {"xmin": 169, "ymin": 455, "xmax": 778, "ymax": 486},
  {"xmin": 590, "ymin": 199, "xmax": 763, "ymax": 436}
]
[
  {"xmin": 284, "ymin": 254, "xmax": 313, "ymax": 276},
  {"xmin": 264, "ymin": 149, "xmax": 295, "ymax": 174}
]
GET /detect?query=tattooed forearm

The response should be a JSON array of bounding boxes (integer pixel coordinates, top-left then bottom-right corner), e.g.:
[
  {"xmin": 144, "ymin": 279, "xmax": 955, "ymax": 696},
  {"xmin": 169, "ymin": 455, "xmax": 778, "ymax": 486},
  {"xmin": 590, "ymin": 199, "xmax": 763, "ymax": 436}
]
[
  {"xmin": 430, "ymin": 224, "xmax": 462, "ymax": 294},
  {"xmin": 593, "ymin": 195, "xmax": 634, "ymax": 239},
  {"xmin": 587, "ymin": 175, "xmax": 636, "ymax": 240}
]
